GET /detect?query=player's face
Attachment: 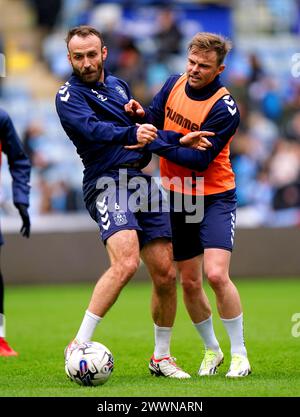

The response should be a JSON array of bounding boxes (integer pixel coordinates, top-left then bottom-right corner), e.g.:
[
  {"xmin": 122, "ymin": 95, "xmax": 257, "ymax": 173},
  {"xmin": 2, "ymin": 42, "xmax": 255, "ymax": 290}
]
[
  {"xmin": 186, "ymin": 48, "xmax": 225, "ymax": 90},
  {"xmin": 68, "ymin": 34, "xmax": 107, "ymax": 84}
]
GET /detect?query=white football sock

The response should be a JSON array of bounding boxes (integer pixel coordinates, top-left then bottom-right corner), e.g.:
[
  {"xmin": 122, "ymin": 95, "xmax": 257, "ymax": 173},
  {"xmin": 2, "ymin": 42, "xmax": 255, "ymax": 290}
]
[
  {"xmin": 0, "ymin": 313, "xmax": 5, "ymax": 337},
  {"xmin": 153, "ymin": 324, "xmax": 172, "ymax": 359},
  {"xmin": 193, "ymin": 315, "xmax": 220, "ymax": 352},
  {"xmin": 221, "ymin": 313, "xmax": 247, "ymax": 357},
  {"xmin": 75, "ymin": 310, "xmax": 102, "ymax": 343}
]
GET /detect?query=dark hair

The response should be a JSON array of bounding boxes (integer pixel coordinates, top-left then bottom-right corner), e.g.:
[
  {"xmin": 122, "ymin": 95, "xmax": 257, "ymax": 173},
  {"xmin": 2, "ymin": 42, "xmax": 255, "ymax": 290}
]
[
  {"xmin": 188, "ymin": 32, "xmax": 232, "ymax": 66},
  {"xmin": 65, "ymin": 25, "xmax": 104, "ymax": 49}
]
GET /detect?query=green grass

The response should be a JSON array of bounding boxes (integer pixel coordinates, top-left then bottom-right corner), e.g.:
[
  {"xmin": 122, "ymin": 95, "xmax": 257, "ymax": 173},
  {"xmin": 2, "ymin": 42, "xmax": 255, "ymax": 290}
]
[{"xmin": 0, "ymin": 279, "xmax": 300, "ymax": 397}]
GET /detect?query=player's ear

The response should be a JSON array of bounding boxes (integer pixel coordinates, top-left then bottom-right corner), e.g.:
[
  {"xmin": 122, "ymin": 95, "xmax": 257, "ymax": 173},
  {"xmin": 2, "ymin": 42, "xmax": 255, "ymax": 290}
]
[
  {"xmin": 102, "ymin": 46, "xmax": 108, "ymax": 62},
  {"xmin": 67, "ymin": 53, "xmax": 72, "ymax": 65},
  {"xmin": 218, "ymin": 64, "xmax": 225, "ymax": 75}
]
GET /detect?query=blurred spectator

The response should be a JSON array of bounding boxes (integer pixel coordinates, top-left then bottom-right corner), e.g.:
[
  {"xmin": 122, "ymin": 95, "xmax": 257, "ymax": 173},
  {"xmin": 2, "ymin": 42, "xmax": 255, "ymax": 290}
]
[
  {"xmin": 146, "ymin": 56, "xmax": 170, "ymax": 98},
  {"xmin": 21, "ymin": 120, "xmax": 84, "ymax": 214},
  {"xmin": 284, "ymin": 80, "xmax": 300, "ymax": 118},
  {"xmin": 51, "ymin": 180, "xmax": 71, "ymax": 212},
  {"xmin": 246, "ymin": 111, "xmax": 279, "ymax": 163},
  {"xmin": 285, "ymin": 110, "xmax": 300, "ymax": 143},
  {"xmin": 27, "ymin": 0, "xmax": 63, "ymax": 59},
  {"xmin": 23, "ymin": 122, "xmax": 52, "ymax": 171},
  {"xmin": 269, "ymin": 140, "xmax": 300, "ymax": 188},
  {"xmin": 102, "ymin": 30, "xmax": 123, "ymax": 74},
  {"xmin": 153, "ymin": 8, "xmax": 183, "ymax": 63},
  {"xmin": 28, "ymin": 0, "xmax": 62, "ymax": 32},
  {"xmin": 247, "ymin": 53, "xmax": 265, "ymax": 84},
  {"xmin": 231, "ymin": 131, "xmax": 259, "ymax": 207},
  {"xmin": 115, "ymin": 38, "xmax": 148, "ymax": 103},
  {"xmin": 60, "ymin": 0, "xmax": 90, "ymax": 28},
  {"xmin": 268, "ymin": 140, "xmax": 300, "ymax": 210},
  {"xmin": 38, "ymin": 177, "xmax": 52, "ymax": 214},
  {"xmin": 261, "ymin": 77, "xmax": 283, "ymax": 121},
  {"xmin": 273, "ymin": 182, "xmax": 300, "ymax": 210},
  {"xmin": 249, "ymin": 76, "xmax": 283, "ymax": 121},
  {"xmin": 252, "ymin": 167, "xmax": 273, "ymax": 211}
]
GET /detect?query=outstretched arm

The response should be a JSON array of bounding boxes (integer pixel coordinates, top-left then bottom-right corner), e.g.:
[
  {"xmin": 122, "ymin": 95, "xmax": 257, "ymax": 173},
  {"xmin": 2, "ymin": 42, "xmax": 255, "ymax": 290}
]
[
  {"xmin": 125, "ymin": 92, "xmax": 240, "ymax": 172},
  {"xmin": 124, "ymin": 123, "xmax": 214, "ymax": 170},
  {"xmin": 126, "ymin": 125, "xmax": 213, "ymax": 150},
  {"xmin": 148, "ymin": 94, "xmax": 240, "ymax": 171},
  {"xmin": 147, "ymin": 130, "xmax": 217, "ymax": 171}
]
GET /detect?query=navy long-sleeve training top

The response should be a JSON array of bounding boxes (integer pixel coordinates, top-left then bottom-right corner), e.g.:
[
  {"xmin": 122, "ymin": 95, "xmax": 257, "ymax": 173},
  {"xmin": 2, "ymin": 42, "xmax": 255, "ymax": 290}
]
[{"xmin": 0, "ymin": 109, "xmax": 31, "ymax": 206}]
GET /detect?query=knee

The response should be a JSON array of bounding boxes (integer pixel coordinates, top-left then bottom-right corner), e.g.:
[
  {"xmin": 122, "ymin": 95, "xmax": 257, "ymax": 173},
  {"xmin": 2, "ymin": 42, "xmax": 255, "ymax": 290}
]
[
  {"xmin": 206, "ymin": 267, "xmax": 229, "ymax": 292},
  {"xmin": 122, "ymin": 257, "xmax": 140, "ymax": 278},
  {"xmin": 153, "ymin": 265, "xmax": 176, "ymax": 293},
  {"xmin": 180, "ymin": 272, "xmax": 202, "ymax": 295},
  {"xmin": 113, "ymin": 257, "xmax": 140, "ymax": 286}
]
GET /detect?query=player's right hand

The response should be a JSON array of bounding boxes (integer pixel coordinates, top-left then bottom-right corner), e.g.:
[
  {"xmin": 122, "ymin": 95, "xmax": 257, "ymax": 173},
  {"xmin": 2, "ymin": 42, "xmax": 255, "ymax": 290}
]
[
  {"xmin": 180, "ymin": 131, "xmax": 214, "ymax": 150},
  {"xmin": 125, "ymin": 123, "xmax": 157, "ymax": 150},
  {"xmin": 124, "ymin": 99, "xmax": 145, "ymax": 117}
]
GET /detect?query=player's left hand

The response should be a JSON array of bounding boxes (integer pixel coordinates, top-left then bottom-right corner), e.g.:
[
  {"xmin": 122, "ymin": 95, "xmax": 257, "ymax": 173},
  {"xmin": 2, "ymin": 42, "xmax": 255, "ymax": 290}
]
[
  {"xmin": 15, "ymin": 203, "xmax": 31, "ymax": 238},
  {"xmin": 124, "ymin": 99, "xmax": 145, "ymax": 118},
  {"xmin": 180, "ymin": 131, "xmax": 214, "ymax": 150},
  {"xmin": 125, "ymin": 123, "xmax": 157, "ymax": 150}
]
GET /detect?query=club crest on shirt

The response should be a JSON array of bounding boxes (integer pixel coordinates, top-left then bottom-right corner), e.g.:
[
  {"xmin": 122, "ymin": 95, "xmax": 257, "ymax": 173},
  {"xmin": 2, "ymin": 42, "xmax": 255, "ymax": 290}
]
[
  {"xmin": 115, "ymin": 85, "xmax": 128, "ymax": 100},
  {"xmin": 113, "ymin": 211, "xmax": 128, "ymax": 226},
  {"xmin": 112, "ymin": 202, "xmax": 128, "ymax": 226}
]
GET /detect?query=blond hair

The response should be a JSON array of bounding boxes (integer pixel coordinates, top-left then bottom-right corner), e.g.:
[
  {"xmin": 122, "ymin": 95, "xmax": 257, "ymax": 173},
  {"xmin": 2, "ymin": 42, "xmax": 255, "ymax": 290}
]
[{"xmin": 188, "ymin": 32, "xmax": 232, "ymax": 65}]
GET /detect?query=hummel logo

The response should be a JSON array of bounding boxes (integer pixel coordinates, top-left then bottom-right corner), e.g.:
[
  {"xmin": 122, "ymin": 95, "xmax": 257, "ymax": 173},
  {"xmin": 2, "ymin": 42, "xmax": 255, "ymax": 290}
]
[
  {"xmin": 223, "ymin": 94, "xmax": 237, "ymax": 116},
  {"xmin": 96, "ymin": 196, "xmax": 111, "ymax": 231},
  {"xmin": 97, "ymin": 197, "xmax": 108, "ymax": 215},
  {"xmin": 59, "ymin": 84, "xmax": 70, "ymax": 102},
  {"xmin": 60, "ymin": 92, "xmax": 70, "ymax": 102}
]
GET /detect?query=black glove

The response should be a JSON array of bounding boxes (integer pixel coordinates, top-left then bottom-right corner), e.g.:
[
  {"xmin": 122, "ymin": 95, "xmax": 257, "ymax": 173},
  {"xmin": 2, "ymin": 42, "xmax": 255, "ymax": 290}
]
[{"xmin": 15, "ymin": 203, "xmax": 31, "ymax": 238}]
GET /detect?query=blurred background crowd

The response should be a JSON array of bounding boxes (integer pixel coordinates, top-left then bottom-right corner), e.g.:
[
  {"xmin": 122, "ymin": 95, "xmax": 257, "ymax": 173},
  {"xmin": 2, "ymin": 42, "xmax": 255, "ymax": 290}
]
[{"xmin": 1, "ymin": 0, "xmax": 300, "ymax": 227}]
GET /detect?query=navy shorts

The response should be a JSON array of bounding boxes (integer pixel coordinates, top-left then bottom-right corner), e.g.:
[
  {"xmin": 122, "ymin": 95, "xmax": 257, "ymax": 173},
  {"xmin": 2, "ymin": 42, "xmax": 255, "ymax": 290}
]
[
  {"xmin": 86, "ymin": 169, "xmax": 172, "ymax": 248},
  {"xmin": 169, "ymin": 189, "xmax": 237, "ymax": 261}
]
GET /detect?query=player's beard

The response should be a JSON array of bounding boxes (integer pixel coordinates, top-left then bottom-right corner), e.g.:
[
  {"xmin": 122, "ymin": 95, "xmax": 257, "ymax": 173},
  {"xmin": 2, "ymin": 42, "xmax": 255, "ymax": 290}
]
[{"xmin": 72, "ymin": 58, "xmax": 104, "ymax": 84}]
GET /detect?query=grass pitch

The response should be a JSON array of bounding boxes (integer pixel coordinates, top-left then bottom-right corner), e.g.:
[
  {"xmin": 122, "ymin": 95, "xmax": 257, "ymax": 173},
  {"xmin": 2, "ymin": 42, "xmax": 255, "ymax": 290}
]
[{"xmin": 0, "ymin": 278, "xmax": 299, "ymax": 397}]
